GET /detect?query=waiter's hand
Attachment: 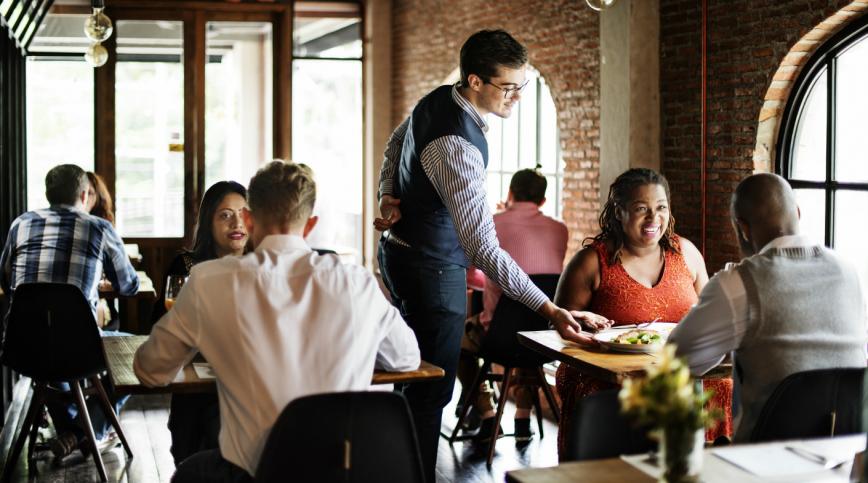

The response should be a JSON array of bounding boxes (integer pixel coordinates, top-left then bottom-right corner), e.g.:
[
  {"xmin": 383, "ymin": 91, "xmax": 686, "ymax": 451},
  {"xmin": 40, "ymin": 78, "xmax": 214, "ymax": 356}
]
[
  {"xmin": 538, "ymin": 301, "xmax": 598, "ymax": 346},
  {"xmin": 374, "ymin": 195, "xmax": 402, "ymax": 231}
]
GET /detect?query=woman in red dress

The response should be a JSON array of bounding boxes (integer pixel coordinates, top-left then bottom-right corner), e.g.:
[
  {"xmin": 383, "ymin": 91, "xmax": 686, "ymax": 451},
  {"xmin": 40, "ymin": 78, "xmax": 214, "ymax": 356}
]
[{"xmin": 555, "ymin": 168, "xmax": 732, "ymax": 458}]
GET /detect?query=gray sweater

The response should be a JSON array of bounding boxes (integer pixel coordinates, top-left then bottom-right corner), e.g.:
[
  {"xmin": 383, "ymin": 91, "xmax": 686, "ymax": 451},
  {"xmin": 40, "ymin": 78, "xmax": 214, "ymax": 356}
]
[{"xmin": 733, "ymin": 245, "xmax": 867, "ymax": 442}]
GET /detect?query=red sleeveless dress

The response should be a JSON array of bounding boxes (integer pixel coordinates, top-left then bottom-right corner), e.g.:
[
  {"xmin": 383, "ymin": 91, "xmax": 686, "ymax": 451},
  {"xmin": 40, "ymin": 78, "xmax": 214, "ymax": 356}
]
[{"xmin": 555, "ymin": 237, "xmax": 733, "ymax": 456}]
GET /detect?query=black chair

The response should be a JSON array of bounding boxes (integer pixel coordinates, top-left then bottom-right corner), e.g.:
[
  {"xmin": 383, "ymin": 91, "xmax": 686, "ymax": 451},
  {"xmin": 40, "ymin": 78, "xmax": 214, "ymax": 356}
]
[
  {"xmin": 255, "ymin": 391, "xmax": 424, "ymax": 483},
  {"xmin": 750, "ymin": 367, "xmax": 866, "ymax": 443},
  {"xmin": 449, "ymin": 274, "xmax": 562, "ymax": 467},
  {"xmin": 562, "ymin": 389, "xmax": 655, "ymax": 461},
  {"xmin": 0, "ymin": 283, "xmax": 133, "ymax": 482}
]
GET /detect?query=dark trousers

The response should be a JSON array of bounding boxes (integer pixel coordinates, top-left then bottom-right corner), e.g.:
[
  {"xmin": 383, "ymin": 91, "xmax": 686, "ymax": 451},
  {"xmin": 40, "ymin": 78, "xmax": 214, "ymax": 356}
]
[
  {"xmin": 171, "ymin": 449, "xmax": 252, "ymax": 483},
  {"xmin": 378, "ymin": 239, "xmax": 466, "ymax": 483},
  {"xmin": 168, "ymin": 393, "xmax": 221, "ymax": 465}
]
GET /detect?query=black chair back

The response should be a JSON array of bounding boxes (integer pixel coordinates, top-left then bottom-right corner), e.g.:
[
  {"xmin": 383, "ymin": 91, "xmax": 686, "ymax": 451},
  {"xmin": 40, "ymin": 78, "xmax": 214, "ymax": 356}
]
[
  {"xmin": 478, "ymin": 274, "xmax": 560, "ymax": 367},
  {"xmin": 563, "ymin": 389, "xmax": 655, "ymax": 462},
  {"xmin": 750, "ymin": 367, "xmax": 866, "ymax": 443},
  {"xmin": 1, "ymin": 283, "xmax": 107, "ymax": 381},
  {"xmin": 255, "ymin": 391, "xmax": 425, "ymax": 483}
]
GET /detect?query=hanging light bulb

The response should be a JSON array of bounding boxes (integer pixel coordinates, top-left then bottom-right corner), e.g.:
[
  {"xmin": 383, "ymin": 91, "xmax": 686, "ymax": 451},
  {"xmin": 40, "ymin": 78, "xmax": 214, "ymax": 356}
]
[
  {"xmin": 85, "ymin": 42, "xmax": 109, "ymax": 67},
  {"xmin": 586, "ymin": 0, "xmax": 617, "ymax": 11},
  {"xmin": 84, "ymin": 7, "xmax": 113, "ymax": 42}
]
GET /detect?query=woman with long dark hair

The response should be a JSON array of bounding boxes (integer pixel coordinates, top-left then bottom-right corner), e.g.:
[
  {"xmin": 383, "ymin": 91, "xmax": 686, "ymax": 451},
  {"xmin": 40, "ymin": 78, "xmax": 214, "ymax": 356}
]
[
  {"xmin": 554, "ymin": 168, "xmax": 732, "ymax": 456},
  {"xmin": 152, "ymin": 180, "xmax": 249, "ymax": 464},
  {"xmin": 86, "ymin": 172, "xmax": 115, "ymax": 225}
]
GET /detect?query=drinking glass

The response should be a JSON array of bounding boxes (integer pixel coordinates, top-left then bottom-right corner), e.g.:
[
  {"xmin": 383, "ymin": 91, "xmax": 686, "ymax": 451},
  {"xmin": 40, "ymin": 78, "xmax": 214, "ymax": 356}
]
[{"xmin": 165, "ymin": 275, "xmax": 187, "ymax": 311}]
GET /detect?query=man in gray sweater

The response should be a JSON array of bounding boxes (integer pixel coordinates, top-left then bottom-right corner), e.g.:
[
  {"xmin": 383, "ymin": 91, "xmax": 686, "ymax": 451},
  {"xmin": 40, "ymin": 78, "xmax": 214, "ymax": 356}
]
[{"xmin": 669, "ymin": 173, "xmax": 867, "ymax": 442}]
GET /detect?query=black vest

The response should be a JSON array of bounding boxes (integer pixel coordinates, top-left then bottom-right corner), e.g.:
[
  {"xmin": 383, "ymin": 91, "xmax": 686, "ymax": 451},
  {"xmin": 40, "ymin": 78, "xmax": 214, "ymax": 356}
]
[{"xmin": 391, "ymin": 85, "xmax": 489, "ymax": 266}]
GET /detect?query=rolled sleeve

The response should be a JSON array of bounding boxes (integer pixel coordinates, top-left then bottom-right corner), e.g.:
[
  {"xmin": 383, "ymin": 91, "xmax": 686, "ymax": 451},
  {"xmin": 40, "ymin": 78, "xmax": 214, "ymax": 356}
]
[
  {"xmin": 379, "ymin": 117, "xmax": 410, "ymax": 198},
  {"xmin": 134, "ymin": 271, "xmax": 200, "ymax": 386}
]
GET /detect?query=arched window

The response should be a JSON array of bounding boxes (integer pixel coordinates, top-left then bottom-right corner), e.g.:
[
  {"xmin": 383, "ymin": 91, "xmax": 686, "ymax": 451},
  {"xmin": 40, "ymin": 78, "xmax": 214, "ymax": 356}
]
[
  {"xmin": 485, "ymin": 66, "xmax": 563, "ymax": 219},
  {"xmin": 777, "ymin": 16, "xmax": 868, "ymax": 291}
]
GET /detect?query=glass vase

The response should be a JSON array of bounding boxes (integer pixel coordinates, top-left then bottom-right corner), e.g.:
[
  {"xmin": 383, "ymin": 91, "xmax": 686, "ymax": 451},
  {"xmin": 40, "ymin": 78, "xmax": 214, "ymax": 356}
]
[{"xmin": 659, "ymin": 426, "xmax": 703, "ymax": 483}]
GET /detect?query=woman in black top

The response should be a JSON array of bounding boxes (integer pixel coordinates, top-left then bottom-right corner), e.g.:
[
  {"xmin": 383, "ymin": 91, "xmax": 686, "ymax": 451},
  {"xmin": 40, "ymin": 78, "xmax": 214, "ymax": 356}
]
[{"xmin": 152, "ymin": 181, "xmax": 249, "ymax": 464}]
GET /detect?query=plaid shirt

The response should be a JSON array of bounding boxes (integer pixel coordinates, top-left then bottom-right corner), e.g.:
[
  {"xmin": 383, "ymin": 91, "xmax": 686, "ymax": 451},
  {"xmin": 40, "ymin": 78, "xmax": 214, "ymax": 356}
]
[{"xmin": 0, "ymin": 205, "xmax": 139, "ymax": 316}]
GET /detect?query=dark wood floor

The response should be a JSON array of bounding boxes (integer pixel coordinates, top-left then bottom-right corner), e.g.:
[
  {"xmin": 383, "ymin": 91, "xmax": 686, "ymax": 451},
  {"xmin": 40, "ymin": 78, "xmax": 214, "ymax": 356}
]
[{"xmin": 5, "ymin": 390, "xmax": 559, "ymax": 483}]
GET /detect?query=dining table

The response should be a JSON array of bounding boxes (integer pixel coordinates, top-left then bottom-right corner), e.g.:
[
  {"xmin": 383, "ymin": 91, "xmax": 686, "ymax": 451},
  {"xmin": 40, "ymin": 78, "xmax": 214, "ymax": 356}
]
[
  {"xmin": 103, "ymin": 335, "xmax": 446, "ymax": 395},
  {"xmin": 517, "ymin": 329, "xmax": 732, "ymax": 384},
  {"xmin": 506, "ymin": 433, "xmax": 866, "ymax": 482}
]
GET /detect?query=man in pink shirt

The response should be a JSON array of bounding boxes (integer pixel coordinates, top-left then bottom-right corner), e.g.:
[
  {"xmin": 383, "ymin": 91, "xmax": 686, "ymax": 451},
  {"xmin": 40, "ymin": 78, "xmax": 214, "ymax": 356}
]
[{"xmin": 459, "ymin": 168, "xmax": 568, "ymax": 442}]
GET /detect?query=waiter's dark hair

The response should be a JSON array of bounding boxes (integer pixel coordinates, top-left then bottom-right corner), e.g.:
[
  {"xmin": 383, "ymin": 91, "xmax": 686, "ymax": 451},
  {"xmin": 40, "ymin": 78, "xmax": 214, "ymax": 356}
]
[{"xmin": 460, "ymin": 29, "xmax": 527, "ymax": 87}]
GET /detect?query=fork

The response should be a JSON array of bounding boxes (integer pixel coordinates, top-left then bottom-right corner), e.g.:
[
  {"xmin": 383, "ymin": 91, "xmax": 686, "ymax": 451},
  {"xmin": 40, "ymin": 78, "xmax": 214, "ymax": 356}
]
[{"xmin": 615, "ymin": 317, "xmax": 662, "ymax": 330}]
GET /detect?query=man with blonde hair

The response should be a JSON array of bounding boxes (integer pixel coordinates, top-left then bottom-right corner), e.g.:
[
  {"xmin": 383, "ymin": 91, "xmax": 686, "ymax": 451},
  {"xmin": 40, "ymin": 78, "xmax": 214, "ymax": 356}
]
[{"xmin": 135, "ymin": 160, "xmax": 420, "ymax": 482}]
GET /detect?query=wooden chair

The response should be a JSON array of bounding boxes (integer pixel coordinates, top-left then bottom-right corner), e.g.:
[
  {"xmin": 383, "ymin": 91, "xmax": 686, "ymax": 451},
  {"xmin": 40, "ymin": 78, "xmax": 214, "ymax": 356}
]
[
  {"xmin": 750, "ymin": 367, "xmax": 866, "ymax": 442},
  {"xmin": 0, "ymin": 283, "xmax": 132, "ymax": 482},
  {"xmin": 449, "ymin": 274, "xmax": 562, "ymax": 467},
  {"xmin": 255, "ymin": 391, "xmax": 424, "ymax": 483}
]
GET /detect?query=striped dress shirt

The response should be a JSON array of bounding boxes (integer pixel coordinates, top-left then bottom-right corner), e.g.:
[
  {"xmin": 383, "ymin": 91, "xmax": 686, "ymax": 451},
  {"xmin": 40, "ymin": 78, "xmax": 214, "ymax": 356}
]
[
  {"xmin": 379, "ymin": 84, "xmax": 549, "ymax": 311},
  {"xmin": 0, "ymin": 205, "xmax": 139, "ymax": 316}
]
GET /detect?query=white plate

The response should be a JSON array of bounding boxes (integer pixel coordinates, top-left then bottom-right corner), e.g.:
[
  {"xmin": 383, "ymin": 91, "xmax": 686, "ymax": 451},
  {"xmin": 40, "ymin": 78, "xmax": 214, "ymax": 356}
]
[{"xmin": 593, "ymin": 322, "xmax": 678, "ymax": 353}]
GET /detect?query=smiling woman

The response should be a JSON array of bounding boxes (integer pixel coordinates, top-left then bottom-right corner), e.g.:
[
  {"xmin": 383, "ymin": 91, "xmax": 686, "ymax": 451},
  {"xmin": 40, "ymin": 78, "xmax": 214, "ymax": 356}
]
[{"xmin": 552, "ymin": 167, "xmax": 733, "ymax": 457}]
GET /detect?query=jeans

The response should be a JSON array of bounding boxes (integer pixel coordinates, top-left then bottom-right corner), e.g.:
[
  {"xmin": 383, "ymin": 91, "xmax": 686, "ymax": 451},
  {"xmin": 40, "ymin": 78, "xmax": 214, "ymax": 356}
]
[
  {"xmin": 172, "ymin": 449, "xmax": 253, "ymax": 483},
  {"xmin": 45, "ymin": 330, "xmax": 131, "ymax": 442},
  {"xmin": 378, "ymin": 239, "xmax": 466, "ymax": 483}
]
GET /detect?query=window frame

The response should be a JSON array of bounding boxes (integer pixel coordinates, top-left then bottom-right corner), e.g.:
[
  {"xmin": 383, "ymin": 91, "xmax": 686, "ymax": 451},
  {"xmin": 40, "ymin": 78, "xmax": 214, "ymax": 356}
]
[{"xmin": 777, "ymin": 15, "xmax": 868, "ymax": 247}]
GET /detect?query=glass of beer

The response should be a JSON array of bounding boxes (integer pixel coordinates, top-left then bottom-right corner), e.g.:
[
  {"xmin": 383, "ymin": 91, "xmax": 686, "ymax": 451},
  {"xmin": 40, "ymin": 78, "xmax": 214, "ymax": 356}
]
[{"xmin": 165, "ymin": 275, "xmax": 187, "ymax": 311}]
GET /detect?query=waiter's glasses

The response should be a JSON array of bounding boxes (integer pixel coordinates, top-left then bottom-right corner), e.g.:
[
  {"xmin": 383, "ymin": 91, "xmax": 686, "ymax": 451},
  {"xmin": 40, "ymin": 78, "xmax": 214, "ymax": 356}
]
[{"xmin": 484, "ymin": 79, "xmax": 529, "ymax": 99}]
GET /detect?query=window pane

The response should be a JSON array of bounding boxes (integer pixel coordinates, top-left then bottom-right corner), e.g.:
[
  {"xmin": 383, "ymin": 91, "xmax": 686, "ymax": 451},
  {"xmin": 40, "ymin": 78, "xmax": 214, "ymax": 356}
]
[
  {"xmin": 486, "ymin": 173, "xmax": 502, "ymax": 213},
  {"xmin": 28, "ymin": 14, "xmax": 91, "ymax": 54},
  {"xmin": 519, "ymin": 73, "xmax": 538, "ymax": 167},
  {"xmin": 542, "ymin": 175, "xmax": 557, "ymax": 218},
  {"xmin": 205, "ymin": 21, "xmax": 273, "ymax": 189},
  {"xmin": 539, "ymin": 77, "xmax": 559, "ymax": 175},
  {"xmin": 293, "ymin": 4, "xmax": 361, "ymax": 59},
  {"xmin": 115, "ymin": 20, "xmax": 184, "ymax": 238},
  {"xmin": 834, "ymin": 190, "xmax": 868, "ymax": 304},
  {"xmin": 790, "ymin": 69, "xmax": 827, "ymax": 182},
  {"xmin": 501, "ymin": 111, "xmax": 519, "ymax": 171},
  {"xmin": 835, "ymin": 35, "xmax": 868, "ymax": 183},
  {"xmin": 26, "ymin": 59, "xmax": 94, "ymax": 210},
  {"xmin": 486, "ymin": 120, "xmax": 503, "ymax": 173},
  {"xmin": 292, "ymin": 59, "xmax": 362, "ymax": 259},
  {"xmin": 792, "ymin": 188, "xmax": 826, "ymax": 246}
]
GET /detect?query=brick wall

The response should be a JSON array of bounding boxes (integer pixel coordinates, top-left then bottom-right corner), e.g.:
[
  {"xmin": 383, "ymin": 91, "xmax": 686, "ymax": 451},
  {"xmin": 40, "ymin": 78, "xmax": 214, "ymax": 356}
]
[
  {"xmin": 391, "ymin": 0, "xmax": 601, "ymax": 253},
  {"xmin": 660, "ymin": 0, "xmax": 861, "ymax": 271}
]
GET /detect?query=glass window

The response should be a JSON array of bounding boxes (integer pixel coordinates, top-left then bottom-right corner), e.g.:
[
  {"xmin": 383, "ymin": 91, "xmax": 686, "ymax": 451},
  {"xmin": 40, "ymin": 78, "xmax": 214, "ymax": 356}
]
[
  {"xmin": 114, "ymin": 20, "xmax": 184, "ymax": 238},
  {"xmin": 205, "ymin": 21, "xmax": 274, "ymax": 189},
  {"xmin": 28, "ymin": 13, "xmax": 91, "ymax": 54},
  {"xmin": 25, "ymin": 58, "xmax": 94, "ymax": 210},
  {"xmin": 292, "ymin": 3, "xmax": 362, "ymax": 261},
  {"xmin": 485, "ymin": 67, "xmax": 564, "ymax": 219},
  {"xmin": 779, "ymin": 18, "xmax": 868, "ymax": 303}
]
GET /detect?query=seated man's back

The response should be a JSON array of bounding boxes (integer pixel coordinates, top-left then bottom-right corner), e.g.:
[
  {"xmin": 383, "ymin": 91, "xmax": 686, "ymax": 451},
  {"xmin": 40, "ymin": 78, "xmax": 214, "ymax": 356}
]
[
  {"xmin": 134, "ymin": 161, "xmax": 420, "ymax": 480},
  {"xmin": 730, "ymin": 243, "xmax": 866, "ymax": 441}
]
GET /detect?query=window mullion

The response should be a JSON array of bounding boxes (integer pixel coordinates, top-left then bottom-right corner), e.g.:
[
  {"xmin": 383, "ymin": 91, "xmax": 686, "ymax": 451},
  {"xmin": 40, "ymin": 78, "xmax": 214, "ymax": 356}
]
[{"xmin": 825, "ymin": 57, "xmax": 836, "ymax": 247}]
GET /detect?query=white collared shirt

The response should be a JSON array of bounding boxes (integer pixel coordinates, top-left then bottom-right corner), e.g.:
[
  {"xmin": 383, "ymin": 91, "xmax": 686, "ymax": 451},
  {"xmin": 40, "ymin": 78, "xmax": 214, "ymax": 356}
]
[
  {"xmin": 134, "ymin": 234, "xmax": 420, "ymax": 476},
  {"xmin": 669, "ymin": 235, "xmax": 818, "ymax": 375}
]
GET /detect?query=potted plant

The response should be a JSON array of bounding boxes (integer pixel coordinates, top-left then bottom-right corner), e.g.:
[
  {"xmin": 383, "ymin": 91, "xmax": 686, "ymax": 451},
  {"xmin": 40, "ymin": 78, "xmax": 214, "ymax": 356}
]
[{"xmin": 619, "ymin": 345, "xmax": 720, "ymax": 483}]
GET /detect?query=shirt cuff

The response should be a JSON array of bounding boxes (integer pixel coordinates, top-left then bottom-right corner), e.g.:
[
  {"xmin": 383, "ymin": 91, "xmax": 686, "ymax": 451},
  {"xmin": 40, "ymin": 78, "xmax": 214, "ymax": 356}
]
[{"xmin": 379, "ymin": 180, "xmax": 394, "ymax": 198}]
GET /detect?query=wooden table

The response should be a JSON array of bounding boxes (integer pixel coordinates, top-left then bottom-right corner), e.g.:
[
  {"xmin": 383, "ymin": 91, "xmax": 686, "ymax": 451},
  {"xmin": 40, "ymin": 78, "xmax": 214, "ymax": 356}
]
[
  {"xmin": 517, "ymin": 330, "xmax": 731, "ymax": 384},
  {"xmin": 507, "ymin": 434, "xmax": 866, "ymax": 482},
  {"xmin": 103, "ymin": 335, "xmax": 445, "ymax": 395},
  {"xmin": 100, "ymin": 271, "xmax": 157, "ymax": 335}
]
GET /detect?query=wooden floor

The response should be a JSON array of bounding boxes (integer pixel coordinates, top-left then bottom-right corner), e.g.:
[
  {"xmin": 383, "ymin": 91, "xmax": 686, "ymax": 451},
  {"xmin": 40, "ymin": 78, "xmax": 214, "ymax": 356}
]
[{"xmin": 4, "ymin": 390, "xmax": 559, "ymax": 483}]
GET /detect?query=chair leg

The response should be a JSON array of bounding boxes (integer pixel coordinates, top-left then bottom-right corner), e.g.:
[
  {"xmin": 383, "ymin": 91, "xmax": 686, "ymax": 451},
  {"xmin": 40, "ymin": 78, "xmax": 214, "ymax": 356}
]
[
  {"xmin": 486, "ymin": 366, "xmax": 512, "ymax": 468},
  {"xmin": 71, "ymin": 380, "xmax": 108, "ymax": 483},
  {"xmin": 530, "ymin": 381, "xmax": 544, "ymax": 440},
  {"xmin": 537, "ymin": 366, "xmax": 560, "ymax": 423},
  {"xmin": 25, "ymin": 387, "xmax": 46, "ymax": 468},
  {"xmin": 90, "ymin": 375, "xmax": 133, "ymax": 459},
  {"xmin": 449, "ymin": 361, "xmax": 489, "ymax": 443},
  {"xmin": 1, "ymin": 382, "xmax": 45, "ymax": 483}
]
